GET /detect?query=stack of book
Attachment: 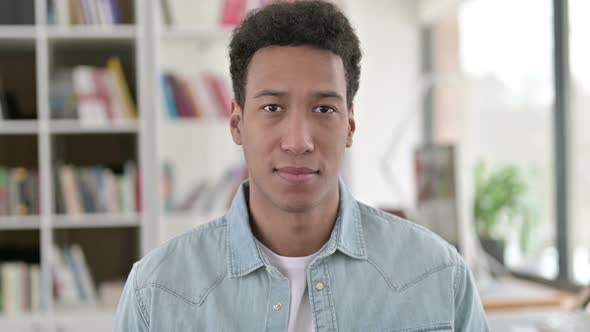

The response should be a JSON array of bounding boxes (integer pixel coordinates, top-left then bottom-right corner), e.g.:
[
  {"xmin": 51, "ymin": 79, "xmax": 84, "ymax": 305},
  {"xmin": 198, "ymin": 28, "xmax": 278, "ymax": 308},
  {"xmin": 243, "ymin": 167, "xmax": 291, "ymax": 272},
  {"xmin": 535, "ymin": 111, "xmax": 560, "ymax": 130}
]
[
  {"xmin": 50, "ymin": 57, "xmax": 137, "ymax": 126},
  {"xmin": 0, "ymin": 166, "xmax": 39, "ymax": 217},
  {"xmin": 0, "ymin": 262, "xmax": 41, "ymax": 313},
  {"xmin": 162, "ymin": 162, "xmax": 247, "ymax": 213},
  {"xmin": 51, "ymin": 244, "xmax": 97, "ymax": 307},
  {"xmin": 47, "ymin": 0, "xmax": 126, "ymax": 26},
  {"xmin": 160, "ymin": 0, "xmax": 292, "ymax": 27},
  {"xmin": 55, "ymin": 162, "xmax": 140, "ymax": 216},
  {"xmin": 161, "ymin": 71, "xmax": 232, "ymax": 120}
]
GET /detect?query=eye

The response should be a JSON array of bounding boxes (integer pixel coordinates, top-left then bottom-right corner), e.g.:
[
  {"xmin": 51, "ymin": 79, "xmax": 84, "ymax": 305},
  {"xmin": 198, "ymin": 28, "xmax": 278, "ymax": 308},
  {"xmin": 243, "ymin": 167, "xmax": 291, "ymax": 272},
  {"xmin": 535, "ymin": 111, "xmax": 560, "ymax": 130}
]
[
  {"xmin": 262, "ymin": 104, "xmax": 284, "ymax": 113},
  {"xmin": 313, "ymin": 105, "xmax": 336, "ymax": 114}
]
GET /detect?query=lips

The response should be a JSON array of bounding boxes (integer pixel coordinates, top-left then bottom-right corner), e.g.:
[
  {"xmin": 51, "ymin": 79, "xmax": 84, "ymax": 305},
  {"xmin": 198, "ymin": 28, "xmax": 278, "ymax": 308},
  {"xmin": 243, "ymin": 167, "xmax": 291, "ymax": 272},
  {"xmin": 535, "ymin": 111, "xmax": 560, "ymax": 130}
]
[{"xmin": 274, "ymin": 166, "xmax": 319, "ymax": 184}]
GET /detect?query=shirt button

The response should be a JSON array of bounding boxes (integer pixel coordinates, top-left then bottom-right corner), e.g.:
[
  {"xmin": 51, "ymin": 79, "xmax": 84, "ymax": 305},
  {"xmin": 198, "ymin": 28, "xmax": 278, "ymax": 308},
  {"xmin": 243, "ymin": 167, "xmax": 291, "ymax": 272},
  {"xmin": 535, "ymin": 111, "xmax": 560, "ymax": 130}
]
[
  {"xmin": 273, "ymin": 303, "xmax": 283, "ymax": 311},
  {"xmin": 315, "ymin": 281, "xmax": 325, "ymax": 291}
]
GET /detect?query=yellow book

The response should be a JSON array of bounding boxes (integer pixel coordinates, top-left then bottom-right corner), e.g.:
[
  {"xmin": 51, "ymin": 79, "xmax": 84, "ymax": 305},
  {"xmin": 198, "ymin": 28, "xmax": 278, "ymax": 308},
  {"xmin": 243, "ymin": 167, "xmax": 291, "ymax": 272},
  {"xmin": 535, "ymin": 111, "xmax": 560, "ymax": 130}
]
[
  {"xmin": 13, "ymin": 167, "xmax": 29, "ymax": 216},
  {"xmin": 106, "ymin": 57, "xmax": 137, "ymax": 119}
]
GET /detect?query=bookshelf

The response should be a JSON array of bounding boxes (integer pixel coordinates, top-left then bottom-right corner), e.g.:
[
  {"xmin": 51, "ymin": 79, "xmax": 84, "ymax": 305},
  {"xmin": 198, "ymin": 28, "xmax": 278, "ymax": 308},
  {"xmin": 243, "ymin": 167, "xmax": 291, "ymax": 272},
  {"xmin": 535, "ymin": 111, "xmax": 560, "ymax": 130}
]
[
  {"xmin": 150, "ymin": 0, "xmax": 245, "ymax": 246},
  {"xmin": 0, "ymin": 26, "xmax": 37, "ymax": 40},
  {"xmin": 0, "ymin": 0, "xmax": 153, "ymax": 331},
  {"xmin": 0, "ymin": 0, "xmax": 267, "ymax": 329}
]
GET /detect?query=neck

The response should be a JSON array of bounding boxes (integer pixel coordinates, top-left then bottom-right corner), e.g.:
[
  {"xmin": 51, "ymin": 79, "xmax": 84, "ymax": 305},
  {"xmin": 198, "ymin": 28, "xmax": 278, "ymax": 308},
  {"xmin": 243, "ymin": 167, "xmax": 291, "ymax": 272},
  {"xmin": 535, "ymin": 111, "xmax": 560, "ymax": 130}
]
[{"xmin": 248, "ymin": 183, "xmax": 340, "ymax": 257}]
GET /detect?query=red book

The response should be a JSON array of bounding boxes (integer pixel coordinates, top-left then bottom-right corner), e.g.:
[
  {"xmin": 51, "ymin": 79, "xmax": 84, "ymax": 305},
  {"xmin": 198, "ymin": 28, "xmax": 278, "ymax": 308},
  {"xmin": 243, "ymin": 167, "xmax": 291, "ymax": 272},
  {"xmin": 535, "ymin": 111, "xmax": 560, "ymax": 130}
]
[
  {"xmin": 220, "ymin": 0, "xmax": 246, "ymax": 27},
  {"xmin": 168, "ymin": 74, "xmax": 194, "ymax": 118},
  {"xmin": 93, "ymin": 69, "xmax": 114, "ymax": 124},
  {"xmin": 179, "ymin": 78, "xmax": 205, "ymax": 118},
  {"xmin": 203, "ymin": 73, "xmax": 232, "ymax": 117}
]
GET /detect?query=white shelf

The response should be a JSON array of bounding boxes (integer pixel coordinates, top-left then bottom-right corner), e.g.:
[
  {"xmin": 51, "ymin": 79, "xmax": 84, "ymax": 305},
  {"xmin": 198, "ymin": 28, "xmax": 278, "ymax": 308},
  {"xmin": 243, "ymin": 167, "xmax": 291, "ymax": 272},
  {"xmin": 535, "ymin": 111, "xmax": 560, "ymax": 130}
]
[
  {"xmin": 159, "ymin": 26, "xmax": 232, "ymax": 41},
  {"xmin": 0, "ymin": 215, "xmax": 41, "ymax": 230},
  {"xmin": 46, "ymin": 25, "xmax": 136, "ymax": 40},
  {"xmin": 50, "ymin": 120, "xmax": 139, "ymax": 134},
  {"xmin": 161, "ymin": 117, "xmax": 229, "ymax": 127},
  {"xmin": 52, "ymin": 213, "xmax": 140, "ymax": 229},
  {"xmin": 0, "ymin": 120, "xmax": 38, "ymax": 135},
  {"xmin": 0, "ymin": 25, "xmax": 36, "ymax": 40}
]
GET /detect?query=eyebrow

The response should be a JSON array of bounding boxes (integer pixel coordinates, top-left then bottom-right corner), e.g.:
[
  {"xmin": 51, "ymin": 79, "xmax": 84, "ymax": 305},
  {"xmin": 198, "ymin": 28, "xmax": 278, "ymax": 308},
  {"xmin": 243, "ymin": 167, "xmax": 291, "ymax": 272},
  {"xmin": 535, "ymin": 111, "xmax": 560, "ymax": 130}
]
[
  {"xmin": 313, "ymin": 91, "xmax": 344, "ymax": 101},
  {"xmin": 253, "ymin": 89, "xmax": 344, "ymax": 101},
  {"xmin": 253, "ymin": 89, "xmax": 286, "ymax": 99}
]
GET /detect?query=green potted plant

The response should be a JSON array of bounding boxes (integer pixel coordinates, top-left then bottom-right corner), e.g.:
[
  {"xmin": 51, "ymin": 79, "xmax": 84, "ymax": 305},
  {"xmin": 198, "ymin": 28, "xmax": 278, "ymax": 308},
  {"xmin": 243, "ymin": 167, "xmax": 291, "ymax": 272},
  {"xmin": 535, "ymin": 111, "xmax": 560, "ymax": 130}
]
[{"xmin": 473, "ymin": 161, "xmax": 537, "ymax": 264}]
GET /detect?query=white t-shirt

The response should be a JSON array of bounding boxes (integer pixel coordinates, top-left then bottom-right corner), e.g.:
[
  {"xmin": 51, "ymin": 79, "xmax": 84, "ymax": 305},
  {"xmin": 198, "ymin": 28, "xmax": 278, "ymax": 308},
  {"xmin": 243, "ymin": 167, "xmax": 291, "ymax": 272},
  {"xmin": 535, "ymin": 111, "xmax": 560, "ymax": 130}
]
[{"xmin": 256, "ymin": 240, "xmax": 325, "ymax": 332}]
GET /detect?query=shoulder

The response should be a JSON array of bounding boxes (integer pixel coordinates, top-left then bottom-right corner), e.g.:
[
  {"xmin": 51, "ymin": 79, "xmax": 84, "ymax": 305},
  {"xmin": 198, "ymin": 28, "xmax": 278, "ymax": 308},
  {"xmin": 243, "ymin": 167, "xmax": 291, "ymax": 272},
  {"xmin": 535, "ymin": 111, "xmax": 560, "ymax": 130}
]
[
  {"xmin": 131, "ymin": 217, "xmax": 229, "ymax": 305},
  {"xmin": 357, "ymin": 202, "xmax": 462, "ymax": 288}
]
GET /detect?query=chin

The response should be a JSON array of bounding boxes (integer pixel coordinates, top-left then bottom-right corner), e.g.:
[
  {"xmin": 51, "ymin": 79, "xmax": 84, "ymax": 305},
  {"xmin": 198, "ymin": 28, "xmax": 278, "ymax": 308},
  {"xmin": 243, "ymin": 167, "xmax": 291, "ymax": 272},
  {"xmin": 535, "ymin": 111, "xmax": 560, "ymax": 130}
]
[{"xmin": 274, "ymin": 194, "xmax": 321, "ymax": 213}]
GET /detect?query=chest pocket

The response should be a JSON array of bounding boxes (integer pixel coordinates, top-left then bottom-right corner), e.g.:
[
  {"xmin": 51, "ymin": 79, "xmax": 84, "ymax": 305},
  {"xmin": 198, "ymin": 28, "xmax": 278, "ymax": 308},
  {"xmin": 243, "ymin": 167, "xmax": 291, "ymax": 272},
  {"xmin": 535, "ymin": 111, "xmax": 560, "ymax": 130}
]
[{"xmin": 387, "ymin": 322, "xmax": 453, "ymax": 332}]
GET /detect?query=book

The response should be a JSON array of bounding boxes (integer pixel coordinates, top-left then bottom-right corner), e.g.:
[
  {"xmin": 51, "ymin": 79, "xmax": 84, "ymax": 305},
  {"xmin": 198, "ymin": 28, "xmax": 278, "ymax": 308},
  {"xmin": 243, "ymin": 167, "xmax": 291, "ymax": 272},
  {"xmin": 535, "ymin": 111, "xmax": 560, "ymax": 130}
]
[
  {"xmin": 51, "ymin": 0, "xmax": 123, "ymax": 26},
  {"xmin": 72, "ymin": 66, "xmax": 109, "ymax": 126},
  {"xmin": 160, "ymin": 0, "xmax": 173, "ymax": 25},
  {"xmin": 104, "ymin": 168, "xmax": 121, "ymax": 213},
  {"xmin": 161, "ymin": 74, "xmax": 179, "ymax": 119},
  {"xmin": 220, "ymin": 0, "xmax": 247, "ymax": 27},
  {"xmin": 12, "ymin": 167, "xmax": 30, "ymax": 216},
  {"xmin": 25, "ymin": 169, "xmax": 39, "ymax": 215},
  {"xmin": 107, "ymin": 57, "xmax": 137, "ymax": 120},
  {"xmin": 54, "ymin": 0, "xmax": 70, "ymax": 26},
  {"xmin": 167, "ymin": 74, "xmax": 193, "ymax": 118},
  {"xmin": 50, "ymin": 69, "xmax": 78, "ymax": 120},
  {"xmin": 180, "ymin": 77, "xmax": 206, "ymax": 118},
  {"xmin": 161, "ymin": 71, "xmax": 232, "ymax": 120},
  {"xmin": 50, "ymin": 64, "xmax": 136, "ymax": 125},
  {"xmin": 29, "ymin": 264, "xmax": 40, "ymax": 312},
  {"xmin": 0, "ymin": 262, "xmax": 41, "ymax": 313},
  {"xmin": 55, "ymin": 164, "xmax": 138, "ymax": 215},
  {"xmin": 93, "ymin": 68, "xmax": 115, "ymax": 124},
  {"xmin": 109, "ymin": 0, "xmax": 122, "ymax": 24},
  {"xmin": 70, "ymin": 0, "xmax": 85, "ymax": 25},
  {"xmin": 1, "ymin": 263, "xmax": 20, "ymax": 313},
  {"xmin": 59, "ymin": 164, "xmax": 83, "ymax": 216},
  {"xmin": 202, "ymin": 73, "xmax": 232, "ymax": 117},
  {"xmin": 81, "ymin": 0, "xmax": 94, "ymax": 24},
  {"xmin": 69, "ymin": 244, "xmax": 97, "ymax": 304},
  {"xmin": 0, "ymin": 166, "xmax": 8, "ymax": 216},
  {"xmin": 51, "ymin": 245, "xmax": 80, "ymax": 306}
]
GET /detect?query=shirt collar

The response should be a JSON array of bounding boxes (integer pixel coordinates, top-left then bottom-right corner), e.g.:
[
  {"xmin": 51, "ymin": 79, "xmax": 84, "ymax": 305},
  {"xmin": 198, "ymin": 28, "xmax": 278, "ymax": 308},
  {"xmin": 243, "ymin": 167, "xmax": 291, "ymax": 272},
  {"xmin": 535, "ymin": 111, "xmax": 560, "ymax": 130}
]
[{"xmin": 226, "ymin": 178, "xmax": 367, "ymax": 278}]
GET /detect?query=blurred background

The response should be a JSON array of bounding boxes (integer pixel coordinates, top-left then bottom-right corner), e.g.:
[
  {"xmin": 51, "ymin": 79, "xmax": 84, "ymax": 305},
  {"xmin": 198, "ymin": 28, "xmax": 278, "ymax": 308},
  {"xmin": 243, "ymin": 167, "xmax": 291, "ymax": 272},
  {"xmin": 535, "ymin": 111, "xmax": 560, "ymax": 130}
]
[{"xmin": 0, "ymin": 0, "xmax": 588, "ymax": 331}]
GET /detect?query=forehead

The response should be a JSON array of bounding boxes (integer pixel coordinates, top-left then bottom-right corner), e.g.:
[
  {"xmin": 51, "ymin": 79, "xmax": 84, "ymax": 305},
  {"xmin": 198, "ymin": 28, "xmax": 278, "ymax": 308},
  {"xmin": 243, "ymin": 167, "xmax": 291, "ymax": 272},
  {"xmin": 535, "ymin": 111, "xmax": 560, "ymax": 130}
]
[{"xmin": 245, "ymin": 46, "xmax": 346, "ymax": 95}]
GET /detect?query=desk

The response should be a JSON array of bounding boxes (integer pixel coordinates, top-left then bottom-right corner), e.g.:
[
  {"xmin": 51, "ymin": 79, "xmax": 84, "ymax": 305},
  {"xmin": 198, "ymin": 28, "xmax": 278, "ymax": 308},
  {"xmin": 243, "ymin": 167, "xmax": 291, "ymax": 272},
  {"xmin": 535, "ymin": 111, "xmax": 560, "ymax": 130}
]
[
  {"xmin": 487, "ymin": 309, "xmax": 590, "ymax": 332},
  {"xmin": 480, "ymin": 278, "xmax": 588, "ymax": 331},
  {"xmin": 480, "ymin": 277, "xmax": 575, "ymax": 312}
]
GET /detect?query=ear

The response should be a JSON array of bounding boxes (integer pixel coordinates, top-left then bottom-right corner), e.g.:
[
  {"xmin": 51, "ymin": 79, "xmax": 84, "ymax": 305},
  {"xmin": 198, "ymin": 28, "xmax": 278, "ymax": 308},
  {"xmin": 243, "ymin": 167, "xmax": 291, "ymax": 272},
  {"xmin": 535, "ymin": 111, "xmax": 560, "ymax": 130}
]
[
  {"xmin": 346, "ymin": 107, "xmax": 355, "ymax": 148},
  {"xmin": 230, "ymin": 99, "xmax": 243, "ymax": 145}
]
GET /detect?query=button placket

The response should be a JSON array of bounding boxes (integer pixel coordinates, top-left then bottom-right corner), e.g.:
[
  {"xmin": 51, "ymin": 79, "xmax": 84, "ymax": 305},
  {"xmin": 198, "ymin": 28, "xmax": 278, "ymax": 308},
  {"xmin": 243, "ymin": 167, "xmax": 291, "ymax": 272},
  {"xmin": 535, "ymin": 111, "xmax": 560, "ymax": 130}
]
[
  {"xmin": 308, "ymin": 262, "xmax": 337, "ymax": 330},
  {"xmin": 266, "ymin": 273, "xmax": 289, "ymax": 331},
  {"xmin": 315, "ymin": 281, "xmax": 325, "ymax": 291}
]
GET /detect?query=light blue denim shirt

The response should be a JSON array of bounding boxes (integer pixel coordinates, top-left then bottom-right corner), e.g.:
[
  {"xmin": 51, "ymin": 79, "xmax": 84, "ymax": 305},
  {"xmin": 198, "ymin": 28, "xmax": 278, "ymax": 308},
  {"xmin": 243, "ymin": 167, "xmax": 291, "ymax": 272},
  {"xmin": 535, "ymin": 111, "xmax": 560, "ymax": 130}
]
[{"xmin": 114, "ymin": 179, "xmax": 489, "ymax": 331}]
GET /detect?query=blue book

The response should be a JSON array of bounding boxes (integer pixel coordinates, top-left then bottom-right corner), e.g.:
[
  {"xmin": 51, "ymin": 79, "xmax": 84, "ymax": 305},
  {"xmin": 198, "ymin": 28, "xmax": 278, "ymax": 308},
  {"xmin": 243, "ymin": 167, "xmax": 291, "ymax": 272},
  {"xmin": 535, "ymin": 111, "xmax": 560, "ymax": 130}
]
[
  {"xmin": 108, "ymin": 0, "xmax": 121, "ymax": 24},
  {"xmin": 161, "ymin": 74, "xmax": 179, "ymax": 119}
]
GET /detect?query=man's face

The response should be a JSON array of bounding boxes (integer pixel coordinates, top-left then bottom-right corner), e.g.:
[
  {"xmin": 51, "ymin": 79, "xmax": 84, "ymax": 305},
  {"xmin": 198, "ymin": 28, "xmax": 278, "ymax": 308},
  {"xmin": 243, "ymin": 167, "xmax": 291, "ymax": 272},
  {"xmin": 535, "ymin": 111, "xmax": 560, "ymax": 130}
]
[{"xmin": 230, "ymin": 45, "xmax": 355, "ymax": 213}]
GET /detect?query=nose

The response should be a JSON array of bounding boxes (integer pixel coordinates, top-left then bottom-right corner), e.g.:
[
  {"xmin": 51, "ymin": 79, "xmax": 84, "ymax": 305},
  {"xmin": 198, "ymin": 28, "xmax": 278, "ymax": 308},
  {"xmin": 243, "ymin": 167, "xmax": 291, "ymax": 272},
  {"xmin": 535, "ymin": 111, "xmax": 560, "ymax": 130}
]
[{"xmin": 280, "ymin": 111, "xmax": 314, "ymax": 155}]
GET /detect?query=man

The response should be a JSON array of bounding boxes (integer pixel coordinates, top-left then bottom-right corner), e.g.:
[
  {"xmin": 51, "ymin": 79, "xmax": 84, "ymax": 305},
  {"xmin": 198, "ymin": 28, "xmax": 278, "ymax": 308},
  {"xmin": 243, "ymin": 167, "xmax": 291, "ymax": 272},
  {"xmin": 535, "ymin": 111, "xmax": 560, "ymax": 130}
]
[{"xmin": 114, "ymin": 1, "xmax": 489, "ymax": 331}]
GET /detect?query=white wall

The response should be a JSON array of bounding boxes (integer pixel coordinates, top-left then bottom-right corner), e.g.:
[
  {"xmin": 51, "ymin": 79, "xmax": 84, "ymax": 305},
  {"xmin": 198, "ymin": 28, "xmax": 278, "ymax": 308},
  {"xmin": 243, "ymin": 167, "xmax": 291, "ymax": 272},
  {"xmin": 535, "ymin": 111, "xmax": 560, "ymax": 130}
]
[{"xmin": 345, "ymin": 0, "xmax": 422, "ymax": 210}]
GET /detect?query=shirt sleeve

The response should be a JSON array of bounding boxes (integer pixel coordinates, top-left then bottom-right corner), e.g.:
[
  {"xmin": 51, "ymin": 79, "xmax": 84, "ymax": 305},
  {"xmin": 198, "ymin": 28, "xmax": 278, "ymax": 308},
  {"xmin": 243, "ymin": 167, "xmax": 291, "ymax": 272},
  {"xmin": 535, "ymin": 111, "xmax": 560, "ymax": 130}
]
[
  {"xmin": 453, "ymin": 259, "xmax": 490, "ymax": 331},
  {"xmin": 113, "ymin": 262, "xmax": 149, "ymax": 332}
]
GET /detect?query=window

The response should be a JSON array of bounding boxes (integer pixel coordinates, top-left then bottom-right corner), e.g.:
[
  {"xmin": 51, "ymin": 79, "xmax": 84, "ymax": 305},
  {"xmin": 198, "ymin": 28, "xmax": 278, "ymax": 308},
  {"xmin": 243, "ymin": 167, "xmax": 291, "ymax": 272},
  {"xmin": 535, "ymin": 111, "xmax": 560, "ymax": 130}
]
[
  {"xmin": 569, "ymin": 0, "xmax": 590, "ymax": 285},
  {"xmin": 427, "ymin": 0, "xmax": 558, "ymax": 279}
]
